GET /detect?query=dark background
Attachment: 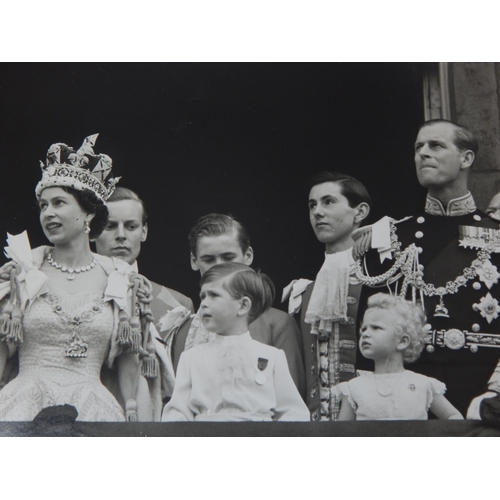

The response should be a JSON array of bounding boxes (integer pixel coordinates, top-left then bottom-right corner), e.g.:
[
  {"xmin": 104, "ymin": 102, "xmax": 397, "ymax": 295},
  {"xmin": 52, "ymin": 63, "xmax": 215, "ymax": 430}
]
[{"xmin": 0, "ymin": 63, "xmax": 425, "ymax": 307}]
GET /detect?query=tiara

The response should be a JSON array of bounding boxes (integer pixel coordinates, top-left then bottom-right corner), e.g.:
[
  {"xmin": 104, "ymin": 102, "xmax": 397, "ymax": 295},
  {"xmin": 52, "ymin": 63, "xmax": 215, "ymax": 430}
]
[{"xmin": 35, "ymin": 134, "xmax": 120, "ymax": 202}]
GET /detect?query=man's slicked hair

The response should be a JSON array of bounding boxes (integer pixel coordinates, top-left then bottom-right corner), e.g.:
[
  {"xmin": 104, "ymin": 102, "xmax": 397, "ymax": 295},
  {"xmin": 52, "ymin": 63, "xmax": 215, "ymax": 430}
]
[
  {"xmin": 188, "ymin": 213, "xmax": 251, "ymax": 257},
  {"xmin": 307, "ymin": 171, "xmax": 372, "ymax": 209},
  {"xmin": 200, "ymin": 262, "xmax": 275, "ymax": 323},
  {"xmin": 106, "ymin": 187, "xmax": 148, "ymax": 225},
  {"xmin": 419, "ymin": 119, "xmax": 479, "ymax": 158}
]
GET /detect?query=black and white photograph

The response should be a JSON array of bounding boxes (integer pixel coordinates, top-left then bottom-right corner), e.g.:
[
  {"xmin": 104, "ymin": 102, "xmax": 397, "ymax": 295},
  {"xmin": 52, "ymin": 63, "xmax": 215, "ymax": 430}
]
[
  {"xmin": 2, "ymin": 4, "xmax": 499, "ymax": 500},
  {"xmin": 1, "ymin": 62, "xmax": 499, "ymax": 438}
]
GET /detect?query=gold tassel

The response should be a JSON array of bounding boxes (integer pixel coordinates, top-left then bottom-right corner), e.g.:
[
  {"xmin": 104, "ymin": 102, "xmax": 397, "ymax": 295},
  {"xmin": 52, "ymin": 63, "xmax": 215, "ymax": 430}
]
[
  {"xmin": 125, "ymin": 399, "xmax": 138, "ymax": 422},
  {"xmin": 0, "ymin": 301, "xmax": 13, "ymax": 335},
  {"xmin": 1, "ymin": 267, "xmax": 24, "ymax": 343},
  {"xmin": 117, "ymin": 309, "xmax": 131, "ymax": 345},
  {"xmin": 128, "ymin": 316, "xmax": 141, "ymax": 355},
  {"xmin": 7, "ymin": 307, "xmax": 23, "ymax": 344},
  {"xmin": 141, "ymin": 342, "xmax": 159, "ymax": 379}
]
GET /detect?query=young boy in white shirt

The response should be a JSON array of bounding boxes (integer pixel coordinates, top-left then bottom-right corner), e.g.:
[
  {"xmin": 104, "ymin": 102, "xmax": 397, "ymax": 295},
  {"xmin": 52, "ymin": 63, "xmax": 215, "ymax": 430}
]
[{"xmin": 162, "ymin": 263, "xmax": 309, "ymax": 422}]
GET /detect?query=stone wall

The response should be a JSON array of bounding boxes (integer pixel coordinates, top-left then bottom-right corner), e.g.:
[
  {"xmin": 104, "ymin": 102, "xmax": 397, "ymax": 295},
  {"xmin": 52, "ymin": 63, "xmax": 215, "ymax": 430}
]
[{"xmin": 450, "ymin": 62, "xmax": 500, "ymax": 210}]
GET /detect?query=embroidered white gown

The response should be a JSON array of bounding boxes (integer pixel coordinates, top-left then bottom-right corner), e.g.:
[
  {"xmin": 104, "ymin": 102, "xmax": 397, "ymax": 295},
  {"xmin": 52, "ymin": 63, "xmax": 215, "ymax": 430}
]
[{"xmin": 0, "ymin": 287, "xmax": 125, "ymax": 421}]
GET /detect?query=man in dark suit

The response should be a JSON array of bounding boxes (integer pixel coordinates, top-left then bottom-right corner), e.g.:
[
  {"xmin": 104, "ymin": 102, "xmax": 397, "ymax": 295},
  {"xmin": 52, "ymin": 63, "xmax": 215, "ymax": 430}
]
[
  {"xmin": 94, "ymin": 187, "xmax": 194, "ymax": 322},
  {"xmin": 354, "ymin": 119, "xmax": 500, "ymax": 418},
  {"xmin": 94, "ymin": 187, "xmax": 194, "ymax": 407},
  {"xmin": 283, "ymin": 172, "xmax": 371, "ymax": 421},
  {"xmin": 169, "ymin": 213, "xmax": 306, "ymax": 399}
]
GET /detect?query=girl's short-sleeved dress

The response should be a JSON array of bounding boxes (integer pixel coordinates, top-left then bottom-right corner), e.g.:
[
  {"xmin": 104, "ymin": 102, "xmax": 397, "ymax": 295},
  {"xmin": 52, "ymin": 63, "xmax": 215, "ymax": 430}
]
[
  {"xmin": 0, "ymin": 287, "xmax": 125, "ymax": 421},
  {"xmin": 339, "ymin": 370, "xmax": 446, "ymax": 420}
]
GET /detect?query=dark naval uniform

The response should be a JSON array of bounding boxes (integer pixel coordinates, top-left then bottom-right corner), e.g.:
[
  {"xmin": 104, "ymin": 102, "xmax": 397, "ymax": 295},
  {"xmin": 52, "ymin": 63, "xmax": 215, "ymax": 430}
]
[{"xmin": 357, "ymin": 193, "xmax": 500, "ymax": 416}]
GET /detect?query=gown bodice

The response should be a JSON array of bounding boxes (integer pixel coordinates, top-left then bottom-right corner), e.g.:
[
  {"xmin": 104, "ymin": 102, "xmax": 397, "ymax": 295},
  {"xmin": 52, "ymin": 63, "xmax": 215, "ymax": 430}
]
[{"xmin": 0, "ymin": 287, "xmax": 125, "ymax": 421}]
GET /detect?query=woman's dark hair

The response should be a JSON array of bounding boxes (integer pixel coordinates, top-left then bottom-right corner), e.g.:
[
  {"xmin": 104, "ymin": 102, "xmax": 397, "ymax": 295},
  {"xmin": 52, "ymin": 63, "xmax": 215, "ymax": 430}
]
[{"xmin": 62, "ymin": 187, "xmax": 109, "ymax": 239}]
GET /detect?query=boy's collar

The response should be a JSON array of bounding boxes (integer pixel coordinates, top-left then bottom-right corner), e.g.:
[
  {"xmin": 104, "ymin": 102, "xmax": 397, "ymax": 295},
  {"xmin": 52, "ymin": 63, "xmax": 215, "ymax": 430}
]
[{"xmin": 213, "ymin": 331, "xmax": 252, "ymax": 343}]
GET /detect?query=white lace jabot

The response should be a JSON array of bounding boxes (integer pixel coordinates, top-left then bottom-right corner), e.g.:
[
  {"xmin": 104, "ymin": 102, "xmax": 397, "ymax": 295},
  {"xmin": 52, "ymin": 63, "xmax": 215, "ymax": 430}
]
[{"xmin": 305, "ymin": 248, "xmax": 355, "ymax": 336}]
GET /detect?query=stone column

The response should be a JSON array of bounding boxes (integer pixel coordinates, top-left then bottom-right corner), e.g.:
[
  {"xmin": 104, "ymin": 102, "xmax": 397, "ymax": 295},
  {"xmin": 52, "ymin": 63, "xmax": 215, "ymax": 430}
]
[{"xmin": 450, "ymin": 62, "xmax": 500, "ymax": 210}]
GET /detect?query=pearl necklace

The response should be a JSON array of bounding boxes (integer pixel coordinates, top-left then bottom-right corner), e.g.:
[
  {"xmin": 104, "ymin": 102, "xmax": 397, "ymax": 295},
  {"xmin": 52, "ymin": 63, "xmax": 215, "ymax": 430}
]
[{"xmin": 47, "ymin": 252, "xmax": 97, "ymax": 281}]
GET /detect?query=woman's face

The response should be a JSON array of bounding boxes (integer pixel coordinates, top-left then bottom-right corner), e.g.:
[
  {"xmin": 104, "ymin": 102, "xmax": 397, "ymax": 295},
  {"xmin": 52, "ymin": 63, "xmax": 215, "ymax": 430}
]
[{"xmin": 39, "ymin": 187, "xmax": 91, "ymax": 245}]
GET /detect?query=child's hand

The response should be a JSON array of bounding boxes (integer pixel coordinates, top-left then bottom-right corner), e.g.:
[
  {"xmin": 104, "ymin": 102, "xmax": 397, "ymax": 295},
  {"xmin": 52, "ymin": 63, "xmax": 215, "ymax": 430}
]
[{"xmin": 466, "ymin": 391, "xmax": 498, "ymax": 420}]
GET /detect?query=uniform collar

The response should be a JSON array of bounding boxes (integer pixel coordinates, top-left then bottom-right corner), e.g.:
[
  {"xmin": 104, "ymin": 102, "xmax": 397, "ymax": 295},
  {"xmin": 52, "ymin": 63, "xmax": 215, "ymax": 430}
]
[{"xmin": 425, "ymin": 191, "xmax": 476, "ymax": 216}]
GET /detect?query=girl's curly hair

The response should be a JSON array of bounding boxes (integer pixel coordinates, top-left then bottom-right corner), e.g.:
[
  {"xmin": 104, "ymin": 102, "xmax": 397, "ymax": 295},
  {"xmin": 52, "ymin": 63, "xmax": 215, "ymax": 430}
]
[{"xmin": 366, "ymin": 293, "xmax": 427, "ymax": 363}]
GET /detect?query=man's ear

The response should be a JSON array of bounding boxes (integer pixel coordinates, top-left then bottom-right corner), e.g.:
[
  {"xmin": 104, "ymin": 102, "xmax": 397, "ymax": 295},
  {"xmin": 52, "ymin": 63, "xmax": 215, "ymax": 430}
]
[
  {"xmin": 141, "ymin": 223, "xmax": 148, "ymax": 243},
  {"xmin": 237, "ymin": 296, "xmax": 252, "ymax": 316},
  {"xmin": 354, "ymin": 202, "xmax": 370, "ymax": 224},
  {"xmin": 190, "ymin": 253, "xmax": 200, "ymax": 272},
  {"xmin": 461, "ymin": 150, "xmax": 475, "ymax": 171},
  {"xmin": 244, "ymin": 246, "xmax": 254, "ymax": 266},
  {"xmin": 396, "ymin": 334, "xmax": 411, "ymax": 351}
]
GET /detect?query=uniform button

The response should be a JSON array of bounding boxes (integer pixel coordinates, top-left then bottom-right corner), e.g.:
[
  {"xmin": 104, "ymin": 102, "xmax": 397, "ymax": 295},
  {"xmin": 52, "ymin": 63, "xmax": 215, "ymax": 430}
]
[
  {"xmin": 474, "ymin": 214, "xmax": 482, "ymax": 221},
  {"xmin": 417, "ymin": 216, "xmax": 425, "ymax": 224},
  {"xmin": 312, "ymin": 411, "xmax": 318, "ymax": 421},
  {"xmin": 473, "ymin": 282, "xmax": 481, "ymax": 290},
  {"xmin": 417, "ymin": 247, "xmax": 423, "ymax": 254},
  {"xmin": 426, "ymin": 345, "xmax": 435, "ymax": 353},
  {"xmin": 311, "ymin": 365, "xmax": 316, "ymax": 375},
  {"xmin": 415, "ymin": 231, "xmax": 424, "ymax": 239},
  {"xmin": 472, "ymin": 323, "xmax": 480, "ymax": 332},
  {"xmin": 470, "ymin": 345, "xmax": 479, "ymax": 353},
  {"xmin": 311, "ymin": 388, "xmax": 317, "ymax": 399},
  {"xmin": 311, "ymin": 343, "xmax": 315, "ymax": 352}
]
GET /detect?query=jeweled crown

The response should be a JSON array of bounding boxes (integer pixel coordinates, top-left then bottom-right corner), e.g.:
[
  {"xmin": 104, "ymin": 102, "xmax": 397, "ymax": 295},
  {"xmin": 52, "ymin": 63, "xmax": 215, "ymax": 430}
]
[{"xmin": 35, "ymin": 134, "xmax": 120, "ymax": 202}]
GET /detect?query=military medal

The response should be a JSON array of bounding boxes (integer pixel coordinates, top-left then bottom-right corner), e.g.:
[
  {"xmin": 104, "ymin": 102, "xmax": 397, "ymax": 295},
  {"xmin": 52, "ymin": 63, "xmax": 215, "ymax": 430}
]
[{"xmin": 255, "ymin": 357, "xmax": 268, "ymax": 385}]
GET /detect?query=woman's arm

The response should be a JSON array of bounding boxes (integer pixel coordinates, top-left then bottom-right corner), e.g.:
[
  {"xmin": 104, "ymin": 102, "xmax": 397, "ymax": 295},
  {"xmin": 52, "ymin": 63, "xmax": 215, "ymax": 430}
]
[
  {"xmin": 161, "ymin": 352, "xmax": 194, "ymax": 422},
  {"xmin": 272, "ymin": 350, "xmax": 310, "ymax": 421},
  {"xmin": 430, "ymin": 394, "xmax": 463, "ymax": 420}
]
